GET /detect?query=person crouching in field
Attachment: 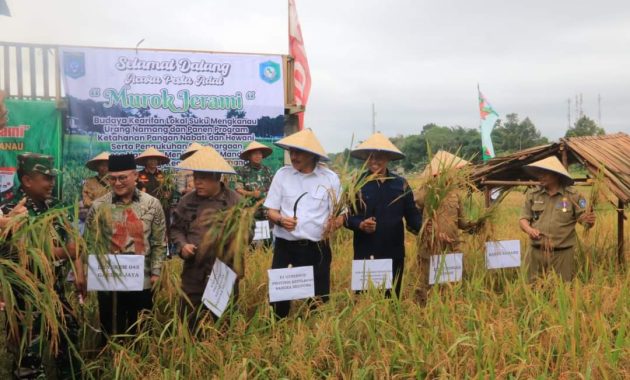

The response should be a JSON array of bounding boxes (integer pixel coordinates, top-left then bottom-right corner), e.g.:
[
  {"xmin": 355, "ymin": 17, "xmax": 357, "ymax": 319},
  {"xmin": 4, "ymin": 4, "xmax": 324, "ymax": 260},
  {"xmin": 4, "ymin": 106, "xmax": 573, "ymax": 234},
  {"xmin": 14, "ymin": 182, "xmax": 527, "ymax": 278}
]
[
  {"xmin": 519, "ymin": 156, "xmax": 596, "ymax": 282},
  {"xmin": 1, "ymin": 153, "xmax": 85, "ymax": 379},
  {"xmin": 344, "ymin": 133, "xmax": 421, "ymax": 298},
  {"xmin": 85, "ymin": 154, "xmax": 166, "ymax": 338},
  {"xmin": 413, "ymin": 151, "xmax": 482, "ymax": 305},
  {"xmin": 170, "ymin": 146, "xmax": 241, "ymax": 330},
  {"xmin": 264, "ymin": 129, "xmax": 342, "ymax": 319}
]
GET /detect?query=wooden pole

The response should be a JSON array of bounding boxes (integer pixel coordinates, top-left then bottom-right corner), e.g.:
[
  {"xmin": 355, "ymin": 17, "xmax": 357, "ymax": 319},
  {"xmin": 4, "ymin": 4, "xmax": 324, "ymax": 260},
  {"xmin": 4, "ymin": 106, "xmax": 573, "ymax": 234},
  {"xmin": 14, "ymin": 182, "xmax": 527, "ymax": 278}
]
[
  {"xmin": 484, "ymin": 186, "xmax": 491, "ymax": 208},
  {"xmin": 617, "ymin": 199, "xmax": 625, "ymax": 265},
  {"xmin": 112, "ymin": 292, "xmax": 118, "ymax": 335}
]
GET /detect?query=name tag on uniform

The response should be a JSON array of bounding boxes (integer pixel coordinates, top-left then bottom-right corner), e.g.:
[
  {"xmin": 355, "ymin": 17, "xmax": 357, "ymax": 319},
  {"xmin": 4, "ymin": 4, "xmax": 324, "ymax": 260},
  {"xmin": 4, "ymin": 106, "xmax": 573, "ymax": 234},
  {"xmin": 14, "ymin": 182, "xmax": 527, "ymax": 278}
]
[
  {"xmin": 87, "ymin": 254, "xmax": 144, "ymax": 291},
  {"xmin": 351, "ymin": 259, "xmax": 392, "ymax": 291},
  {"xmin": 429, "ymin": 253, "xmax": 463, "ymax": 285}
]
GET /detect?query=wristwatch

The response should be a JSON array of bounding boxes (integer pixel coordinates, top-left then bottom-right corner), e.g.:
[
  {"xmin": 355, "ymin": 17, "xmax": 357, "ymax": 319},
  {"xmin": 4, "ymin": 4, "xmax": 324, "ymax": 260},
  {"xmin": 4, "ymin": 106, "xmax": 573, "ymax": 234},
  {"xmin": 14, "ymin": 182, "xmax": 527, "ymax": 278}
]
[{"xmin": 275, "ymin": 216, "xmax": 283, "ymax": 226}]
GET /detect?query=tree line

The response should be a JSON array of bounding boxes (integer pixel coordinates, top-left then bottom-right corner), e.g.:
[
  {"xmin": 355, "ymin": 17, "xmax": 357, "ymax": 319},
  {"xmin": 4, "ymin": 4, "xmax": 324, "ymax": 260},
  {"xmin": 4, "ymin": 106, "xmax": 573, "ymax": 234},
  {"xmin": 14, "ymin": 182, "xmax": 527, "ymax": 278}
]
[{"xmin": 329, "ymin": 114, "xmax": 605, "ymax": 172}]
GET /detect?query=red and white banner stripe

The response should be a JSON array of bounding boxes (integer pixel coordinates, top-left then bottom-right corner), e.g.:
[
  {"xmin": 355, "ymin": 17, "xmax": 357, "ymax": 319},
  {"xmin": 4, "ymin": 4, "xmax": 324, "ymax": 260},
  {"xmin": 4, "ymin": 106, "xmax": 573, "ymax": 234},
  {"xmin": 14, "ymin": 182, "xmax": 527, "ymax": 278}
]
[{"xmin": 289, "ymin": 0, "xmax": 311, "ymax": 129}]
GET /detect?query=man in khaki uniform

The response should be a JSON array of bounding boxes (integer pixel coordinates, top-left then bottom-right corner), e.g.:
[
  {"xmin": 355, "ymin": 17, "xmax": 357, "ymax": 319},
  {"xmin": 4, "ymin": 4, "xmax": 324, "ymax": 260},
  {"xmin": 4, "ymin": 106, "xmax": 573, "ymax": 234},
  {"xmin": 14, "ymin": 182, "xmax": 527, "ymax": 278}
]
[
  {"xmin": 413, "ymin": 151, "xmax": 478, "ymax": 305},
  {"xmin": 519, "ymin": 156, "xmax": 596, "ymax": 281},
  {"xmin": 81, "ymin": 152, "xmax": 109, "ymax": 220}
]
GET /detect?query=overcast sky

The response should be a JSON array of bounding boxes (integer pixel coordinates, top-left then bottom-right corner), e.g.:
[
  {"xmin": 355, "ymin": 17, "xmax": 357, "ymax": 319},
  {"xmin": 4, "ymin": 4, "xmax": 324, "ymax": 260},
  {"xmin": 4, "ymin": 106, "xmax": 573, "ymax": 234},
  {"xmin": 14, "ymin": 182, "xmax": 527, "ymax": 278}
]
[{"xmin": 1, "ymin": 0, "xmax": 629, "ymax": 152}]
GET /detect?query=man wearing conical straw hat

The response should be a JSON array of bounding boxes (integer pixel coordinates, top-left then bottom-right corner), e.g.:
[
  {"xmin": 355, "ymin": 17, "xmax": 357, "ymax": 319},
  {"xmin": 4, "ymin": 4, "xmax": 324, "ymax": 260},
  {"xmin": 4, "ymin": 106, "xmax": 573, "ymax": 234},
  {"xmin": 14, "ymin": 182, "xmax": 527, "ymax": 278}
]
[
  {"xmin": 264, "ymin": 128, "xmax": 342, "ymax": 318},
  {"xmin": 344, "ymin": 132, "xmax": 422, "ymax": 298},
  {"xmin": 413, "ymin": 150, "xmax": 480, "ymax": 305},
  {"xmin": 170, "ymin": 146, "xmax": 241, "ymax": 329},
  {"xmin": 235, "ymin": 141, "xmax": 274, "ymax": 221},
  {"xmin": 80, "ymin": 152, "xmax": 110, "ymax": 221},
  {"xmin": 136, "ymin": 147, "xmax": 172, "ymax": 200},
  {"xmin": 519, "ymin": 156, "xmax": 596, "ymax": 282},
  {"xmin": 175, "ymin": 142, "xmax": 203, "ymax": 198}
]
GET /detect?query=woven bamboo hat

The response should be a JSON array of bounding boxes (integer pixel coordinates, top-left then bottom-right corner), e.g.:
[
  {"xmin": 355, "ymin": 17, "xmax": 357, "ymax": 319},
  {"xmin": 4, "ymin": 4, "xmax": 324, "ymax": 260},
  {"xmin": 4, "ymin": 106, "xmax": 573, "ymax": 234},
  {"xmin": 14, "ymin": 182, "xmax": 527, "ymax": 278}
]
[
  {"xmin": 136, "ymin": 147, "xmax": 170, "ymax": 166},
  {"xmin": 350, "ymin": 132, "xmax": 405, "ymax": 161},
  {"xmin": 180, "ymin": 142, "xmax": 204, "ymax": 160},
  {"xmin": 524, "ymin": 156, "xmax": 573, "ymax": 185},
  {"xmin": 177, "ymin": 146, "xmax": 236, "ymax": 174},
  {"xmin": 85, "ymin": 151, "xmax": 110, "ymax": 171},
  {"xmin": 240, "ymin": 141, "xmax": 273, "ymax": 160},
  {"xmin": 275, "ymin": 128, "xmax": 329, "ymax": 160},
  {"xmin": 421, "ymin": 150, "xmax": 470, "ymax": 178}
]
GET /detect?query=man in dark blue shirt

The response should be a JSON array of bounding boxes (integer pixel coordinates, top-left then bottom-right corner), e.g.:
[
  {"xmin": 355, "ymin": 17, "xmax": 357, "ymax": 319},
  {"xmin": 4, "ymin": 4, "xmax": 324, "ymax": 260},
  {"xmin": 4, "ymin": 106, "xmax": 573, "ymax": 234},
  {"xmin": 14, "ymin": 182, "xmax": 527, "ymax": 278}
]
[{"xmin": 344, "ymin": 133, "xmax": 422, "ymax": 298}]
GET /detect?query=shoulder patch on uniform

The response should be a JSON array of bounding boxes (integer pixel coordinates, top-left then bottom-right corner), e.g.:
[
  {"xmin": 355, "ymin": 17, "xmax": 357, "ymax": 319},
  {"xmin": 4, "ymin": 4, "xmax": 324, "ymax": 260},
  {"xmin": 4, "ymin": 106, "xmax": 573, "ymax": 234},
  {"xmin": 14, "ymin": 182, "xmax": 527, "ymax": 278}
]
[{"xmin": 578, "ymin": 198, "xmax": 587, "ymax": 208}]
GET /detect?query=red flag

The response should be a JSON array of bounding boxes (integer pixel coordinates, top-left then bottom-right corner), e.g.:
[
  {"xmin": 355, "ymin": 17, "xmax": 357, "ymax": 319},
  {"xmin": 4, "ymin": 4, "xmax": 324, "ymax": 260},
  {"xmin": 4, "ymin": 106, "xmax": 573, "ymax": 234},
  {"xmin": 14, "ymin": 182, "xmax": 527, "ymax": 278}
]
[{"xmin": 289, "ymin": 0, "xmax": 311, "ymax": 130}]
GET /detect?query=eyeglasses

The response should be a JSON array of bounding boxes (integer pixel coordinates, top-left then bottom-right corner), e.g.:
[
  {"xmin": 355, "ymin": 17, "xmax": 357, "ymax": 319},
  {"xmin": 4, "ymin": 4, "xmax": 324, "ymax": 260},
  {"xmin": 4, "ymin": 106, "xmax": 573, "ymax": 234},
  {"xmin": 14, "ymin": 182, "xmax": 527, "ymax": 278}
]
[{"xmin": 107, "ymin": 175, "xmax": 130, "ymax": 183}]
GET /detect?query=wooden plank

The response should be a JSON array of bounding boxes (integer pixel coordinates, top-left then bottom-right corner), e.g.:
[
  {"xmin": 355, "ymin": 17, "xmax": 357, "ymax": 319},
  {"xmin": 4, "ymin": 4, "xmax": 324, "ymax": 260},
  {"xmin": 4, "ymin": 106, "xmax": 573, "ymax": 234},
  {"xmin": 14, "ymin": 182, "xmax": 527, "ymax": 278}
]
[
  {"xmin": 15, "ymin": 45, "xmax": 23, "ymax": 98},
  {"xmin": 42, "ymin": 47, "xmax": 50, "ymax": 98},
  {"xmin": 3, "ymin": 44, "xmax": 9, "ymax": 93},
  {"xmin": 29, "ymin": 46, "xmax": 36, "ymax": 98}
]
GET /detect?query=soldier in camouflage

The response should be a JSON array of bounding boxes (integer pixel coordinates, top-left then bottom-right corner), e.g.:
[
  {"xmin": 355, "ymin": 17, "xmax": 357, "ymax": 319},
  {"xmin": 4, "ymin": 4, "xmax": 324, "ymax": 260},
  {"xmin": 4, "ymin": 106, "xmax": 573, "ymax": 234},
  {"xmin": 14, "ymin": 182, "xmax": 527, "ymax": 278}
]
[{"xmin": 234, "ymin": 141, "xmax": 273, "ymax": 221}]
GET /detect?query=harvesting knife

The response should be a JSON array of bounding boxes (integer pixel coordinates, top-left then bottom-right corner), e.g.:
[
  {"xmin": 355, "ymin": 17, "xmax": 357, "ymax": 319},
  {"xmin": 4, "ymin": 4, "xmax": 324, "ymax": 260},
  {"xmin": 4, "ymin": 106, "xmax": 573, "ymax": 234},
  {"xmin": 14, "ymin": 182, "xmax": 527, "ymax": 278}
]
[{"xmin": 293, "ymin": 192, "xmax": 308, "ymax": 218}]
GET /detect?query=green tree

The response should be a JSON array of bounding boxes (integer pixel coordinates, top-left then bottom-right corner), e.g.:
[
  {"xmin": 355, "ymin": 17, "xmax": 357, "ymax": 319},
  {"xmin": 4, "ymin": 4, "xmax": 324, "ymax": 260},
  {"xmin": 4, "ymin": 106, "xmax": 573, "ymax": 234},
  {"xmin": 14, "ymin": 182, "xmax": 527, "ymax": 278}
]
[
  {"xmin": 565, "ymin": 116, "xmax": 605, "ymax": 138},
  {"xmin": 492, "ymin": 113, "xmax": 548, "ymax": 153}
]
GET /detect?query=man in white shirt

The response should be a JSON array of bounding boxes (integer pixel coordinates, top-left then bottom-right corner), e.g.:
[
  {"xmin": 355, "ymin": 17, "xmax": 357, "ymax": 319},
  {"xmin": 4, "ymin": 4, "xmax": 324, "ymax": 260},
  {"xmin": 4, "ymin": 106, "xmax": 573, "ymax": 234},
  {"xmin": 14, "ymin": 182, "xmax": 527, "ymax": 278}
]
[{"xmin": 264, "ymin": 128, "xmax": 342, "ymax": 318}]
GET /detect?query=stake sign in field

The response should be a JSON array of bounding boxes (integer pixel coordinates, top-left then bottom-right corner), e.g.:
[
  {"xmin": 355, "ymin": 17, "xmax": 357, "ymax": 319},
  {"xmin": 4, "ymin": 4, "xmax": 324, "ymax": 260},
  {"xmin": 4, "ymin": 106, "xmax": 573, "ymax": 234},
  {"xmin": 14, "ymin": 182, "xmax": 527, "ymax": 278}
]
[
  {"xmin": 202, "ymin": 259, "xmax": 237, "ymax": 317},
  {"xmin": 429, "ymin": 253, "xmax": 463, "ymax": 285},
  {"xmin": 268, "ymin": 266, "xmax": 315, "ymax": 302},
  {"xmin": 485, "ymin": 240, "xmax": 521, "ymax": 269},
  {"xmin": 351, "ymin": 259, "xmax": 393, "ymax": 291},
  {"xmin": 87, "ymin": 254, "xmax": 145, "ymax": 291}
]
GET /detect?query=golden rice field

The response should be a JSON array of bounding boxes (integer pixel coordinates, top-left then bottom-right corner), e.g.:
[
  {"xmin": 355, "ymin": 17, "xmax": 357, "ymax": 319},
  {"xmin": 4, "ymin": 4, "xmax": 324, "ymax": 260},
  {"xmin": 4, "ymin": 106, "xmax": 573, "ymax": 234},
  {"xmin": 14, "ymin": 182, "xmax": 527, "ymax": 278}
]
[{"xmin": 2, "ymin": 189, "xmax": 629, "ymax": 379}]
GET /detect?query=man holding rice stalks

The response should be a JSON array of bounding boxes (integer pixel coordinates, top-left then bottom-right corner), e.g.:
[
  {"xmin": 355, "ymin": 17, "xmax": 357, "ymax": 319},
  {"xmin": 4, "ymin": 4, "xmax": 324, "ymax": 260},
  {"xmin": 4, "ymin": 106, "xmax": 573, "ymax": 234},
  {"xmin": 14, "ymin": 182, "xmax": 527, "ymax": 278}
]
[
  {"xmin": 345, "ymin": 132, "xmax": 422, "ymax": 298},
  {"xmin": 413, "ymin": 151, "xmax": 481, "ymax": 305},
  {"xmin": 1, "ymin": 153, "xmax": 84, "ymax": 379},
  {"xmin": 519, "ymin": 156, "xmax": 596, "ymax": 282},
  {"xmin": 170, "ymin": 146, "xmax": 242, "ymax": 330},
  {"xmin": 85, "ymin": 154, "xmax": 166, "ymax": 337},
  {"xmin": 264, "ymin": 128, "xmax": 342, "ymax": 318}
]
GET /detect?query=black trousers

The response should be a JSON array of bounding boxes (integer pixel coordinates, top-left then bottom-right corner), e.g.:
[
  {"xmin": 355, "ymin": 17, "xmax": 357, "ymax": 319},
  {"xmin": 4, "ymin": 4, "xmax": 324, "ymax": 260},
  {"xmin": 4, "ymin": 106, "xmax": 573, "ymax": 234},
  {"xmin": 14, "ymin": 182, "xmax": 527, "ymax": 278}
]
[
  {"xmin": 98, "ymin": 289, "xmax": 153, "ymax": 336},
  {"xmin": 271, "ymin": 238, "xmax": 332, "ymax": 318}
]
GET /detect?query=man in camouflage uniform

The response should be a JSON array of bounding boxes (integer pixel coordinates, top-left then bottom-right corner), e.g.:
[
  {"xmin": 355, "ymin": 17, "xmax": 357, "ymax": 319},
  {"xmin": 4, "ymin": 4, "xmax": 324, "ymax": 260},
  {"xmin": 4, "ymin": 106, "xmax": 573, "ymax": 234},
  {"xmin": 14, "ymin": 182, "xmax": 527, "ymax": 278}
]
[
  {"xmin": 519, "ymin": 156, "xmax": 596, "ymax": 282},
  {"xmin": 1, "ymin": 153, "xmax": 84, "ymax": 379},
  {"xmin": 234, "ymin": 141, "xmax": 273, "ymax": 221},
  {"xmin": 85, "ymin": 154, "xmax": 166, "ymax": 337}
]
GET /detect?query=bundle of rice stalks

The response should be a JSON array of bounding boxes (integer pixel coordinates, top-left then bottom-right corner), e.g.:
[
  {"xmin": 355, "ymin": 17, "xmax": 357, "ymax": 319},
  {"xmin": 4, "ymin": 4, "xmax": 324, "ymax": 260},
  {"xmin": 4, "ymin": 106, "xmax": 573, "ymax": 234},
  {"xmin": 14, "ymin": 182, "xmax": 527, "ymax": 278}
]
[
  {"xmin": 0, "ymin": 205, "xmax": 84, "ymax": 356},
  {"xmin": 197, "ymin": 198, "xmax": 259, "ymax": 278}
]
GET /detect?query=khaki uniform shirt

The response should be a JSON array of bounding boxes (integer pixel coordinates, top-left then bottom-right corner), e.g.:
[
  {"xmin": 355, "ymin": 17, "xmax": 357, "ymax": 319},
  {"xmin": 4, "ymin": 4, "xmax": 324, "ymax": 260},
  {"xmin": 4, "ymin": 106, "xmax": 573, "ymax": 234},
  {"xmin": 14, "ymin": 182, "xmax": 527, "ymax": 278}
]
[
  {"xmin": 82, "ymin": 176, "xmax": 109, "ymax": 209},
  {"xmin": 414, "ymin": 188, "xmax": 474, "ymax": 257},
  {"xmin": 520, "ymin": 186, "xmax": 587, "ymax": 249},
  {"xmin": 170, "ymin": 184, "xmax": 240, "ymax": 296}
]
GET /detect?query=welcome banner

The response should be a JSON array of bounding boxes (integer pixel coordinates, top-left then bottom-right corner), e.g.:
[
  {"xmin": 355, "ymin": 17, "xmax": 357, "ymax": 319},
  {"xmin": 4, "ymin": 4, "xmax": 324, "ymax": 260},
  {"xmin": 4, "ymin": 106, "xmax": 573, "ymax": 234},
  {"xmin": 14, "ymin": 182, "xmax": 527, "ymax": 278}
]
[
  {"xmin": 0, "ymin": 99, "xmax": 61, "ymax": 202},
  {"xmin": 60, "ymin": 47, "xmax": 285, "ymax": 198}
]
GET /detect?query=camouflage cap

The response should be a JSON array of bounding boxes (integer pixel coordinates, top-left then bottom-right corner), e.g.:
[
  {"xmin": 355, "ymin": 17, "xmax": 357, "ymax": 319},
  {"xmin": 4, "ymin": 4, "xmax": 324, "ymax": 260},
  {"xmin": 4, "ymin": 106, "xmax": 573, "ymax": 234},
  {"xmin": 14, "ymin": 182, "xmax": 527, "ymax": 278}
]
[{"xmin": 17, "ymin": 153, "xmax": 59, "ymax": 177}]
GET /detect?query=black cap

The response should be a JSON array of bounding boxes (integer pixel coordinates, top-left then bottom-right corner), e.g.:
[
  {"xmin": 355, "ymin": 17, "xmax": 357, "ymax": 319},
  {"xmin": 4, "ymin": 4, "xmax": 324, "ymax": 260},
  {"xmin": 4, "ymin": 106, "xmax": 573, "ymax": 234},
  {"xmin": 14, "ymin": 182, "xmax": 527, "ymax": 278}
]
[{"xmin": 108, "ymin": 154, "xmax": 136, "ymax": 172}]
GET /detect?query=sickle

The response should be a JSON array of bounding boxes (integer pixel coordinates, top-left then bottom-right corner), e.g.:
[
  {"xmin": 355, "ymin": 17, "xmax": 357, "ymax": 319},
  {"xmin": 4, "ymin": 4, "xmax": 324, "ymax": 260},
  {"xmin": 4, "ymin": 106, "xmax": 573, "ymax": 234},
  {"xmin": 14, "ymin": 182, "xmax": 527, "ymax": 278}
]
[{"xmin": 293, "ymin": 192, "xmax": 309, "ymax": 218}]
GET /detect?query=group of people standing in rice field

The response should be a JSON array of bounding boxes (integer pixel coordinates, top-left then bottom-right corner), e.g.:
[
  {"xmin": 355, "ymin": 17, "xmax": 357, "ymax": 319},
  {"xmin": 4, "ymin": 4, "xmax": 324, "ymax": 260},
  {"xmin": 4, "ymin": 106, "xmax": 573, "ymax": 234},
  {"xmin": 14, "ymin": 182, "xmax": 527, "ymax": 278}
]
[{"xmin": 0, "ymin": 119, "xmax": 597, "ymax": 378}]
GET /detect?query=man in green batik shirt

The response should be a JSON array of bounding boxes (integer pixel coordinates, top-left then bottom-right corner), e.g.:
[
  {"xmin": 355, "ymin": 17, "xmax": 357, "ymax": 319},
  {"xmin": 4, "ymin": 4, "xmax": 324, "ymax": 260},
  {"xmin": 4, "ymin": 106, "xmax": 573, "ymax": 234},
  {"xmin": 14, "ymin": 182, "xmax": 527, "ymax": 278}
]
[{"xmin": 234, "ymin": 141, "xmax": 274, "ymax": 220}]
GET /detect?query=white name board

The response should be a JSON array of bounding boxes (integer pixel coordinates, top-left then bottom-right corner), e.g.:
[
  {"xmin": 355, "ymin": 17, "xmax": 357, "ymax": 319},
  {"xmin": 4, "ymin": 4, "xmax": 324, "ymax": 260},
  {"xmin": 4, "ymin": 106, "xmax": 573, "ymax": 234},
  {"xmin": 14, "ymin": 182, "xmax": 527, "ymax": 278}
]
[
  {"xmin": 268, "ymin": 266, "xmax": 315, "ymax": 302},
  {"xmin": 202, "ymin": 259, "xmax": 237, "ymax": 318},
  {"xmin": 87, "ymin": 254, "xmax": 145, "ymax": 291},
  {"xmin": 253, "ymin": 220, "xmax": 271, "ymax": 241},
  {"xmin": 485, "ymin": 240, "xmax": 521, "ymax": 269},
  {"xmin": 351, "ymin": 259, "xmax": 393, "ymax": 291},
  {"xmin": 429, "ymin": 253, "xmax": 463, "ymax": 285}
]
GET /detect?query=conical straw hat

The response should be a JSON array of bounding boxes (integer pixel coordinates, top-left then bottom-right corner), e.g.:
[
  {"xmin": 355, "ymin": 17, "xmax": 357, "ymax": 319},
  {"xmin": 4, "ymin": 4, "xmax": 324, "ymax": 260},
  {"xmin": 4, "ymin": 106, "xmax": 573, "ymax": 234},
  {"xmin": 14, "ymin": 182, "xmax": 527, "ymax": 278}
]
[
  {"xmin": 177, "ymin": 146, "xmax": 236, "ymax": 174},
  {"xmin": 421, "ymin": 150, "xmax": 470, "ymax": 178},
  {"xmin": 85, "ymin": 151, "xmax": 110, "ymax": 171},
  {"xmin": 350, "ymin": 132, "xmax": 405, "ymax": 161},
  {"xmin": 135, "ymin": 147, "xmax": 170, "ymax": 166},
  {"xmin": 180, "ymin": 142, "xmax": 204, "ymax": 160},
  {"xmin": 524, "ymin": 156, "xmax": 573, "ymax": 184},
  {"xmin": 240, "ymin": 141, "xmax": 273, "ymax": 160},
  {"xmin": 275, "ymin": 128, "xmax": 328, "ymax": 160}
]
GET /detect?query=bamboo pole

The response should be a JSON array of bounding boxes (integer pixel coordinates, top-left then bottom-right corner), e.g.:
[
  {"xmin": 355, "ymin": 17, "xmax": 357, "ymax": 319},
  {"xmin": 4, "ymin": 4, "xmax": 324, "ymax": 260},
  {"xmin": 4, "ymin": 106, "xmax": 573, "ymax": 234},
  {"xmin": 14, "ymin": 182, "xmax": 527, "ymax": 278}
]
[{"xmin": 618, "ymin": 199, "xmax": 625, "ymax": 266}]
